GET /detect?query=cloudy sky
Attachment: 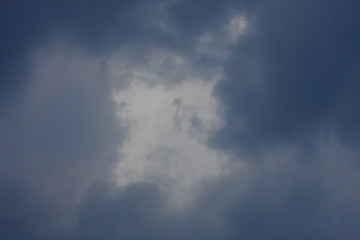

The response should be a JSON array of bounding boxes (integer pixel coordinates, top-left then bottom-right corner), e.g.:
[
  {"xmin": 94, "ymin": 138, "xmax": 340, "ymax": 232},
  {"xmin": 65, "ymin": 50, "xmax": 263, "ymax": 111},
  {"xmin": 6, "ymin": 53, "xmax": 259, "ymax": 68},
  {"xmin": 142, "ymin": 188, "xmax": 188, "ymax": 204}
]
[{"xmin": 1, "ymin": 0, "xmax": 360, "ymax": 239}]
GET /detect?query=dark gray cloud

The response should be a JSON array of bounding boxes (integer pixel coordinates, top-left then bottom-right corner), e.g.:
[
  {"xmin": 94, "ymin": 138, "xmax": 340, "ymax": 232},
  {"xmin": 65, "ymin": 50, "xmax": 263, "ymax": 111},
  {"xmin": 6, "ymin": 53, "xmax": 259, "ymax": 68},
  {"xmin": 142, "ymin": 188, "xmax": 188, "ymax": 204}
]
[
  {"xmin": 1, "ymin": 0, "xmax": 360, "ymax": 240},
  {"xmin": 0, "ymin": 46, "xmax": 125, "ymax": 229},
  {"xmin": 195, "ymin": 159, "xmax": 360, "ymax": 240},
  {"xmin": 212, "ymin": 0, "xmax": 360, "ymax": 156},
  {"xmin": 3, "ymin": 158, "xmax": 359, "ymax": 240},
  {"xmin": 0, "ymin": 0, "xmax": 247, "ymax": 110},
  {"xmin": 75, "ymin": 183, "xmax": 166, "ymax": 240},
  {"xmin": 0, "ymin": 180, "xmax": 49, "ymax": 240},
  {"xmin": 0, "ymin": 0, "xmax": 165, "ymax": 110}
]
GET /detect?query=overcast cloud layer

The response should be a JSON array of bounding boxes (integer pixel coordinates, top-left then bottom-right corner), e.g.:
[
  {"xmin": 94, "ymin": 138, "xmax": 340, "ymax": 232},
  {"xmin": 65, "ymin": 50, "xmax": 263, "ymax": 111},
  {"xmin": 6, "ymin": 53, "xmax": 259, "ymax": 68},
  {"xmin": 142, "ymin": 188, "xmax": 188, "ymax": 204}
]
[{"xmin": 1, "ymin": 0, "xmax": 360, "ymax": 239}]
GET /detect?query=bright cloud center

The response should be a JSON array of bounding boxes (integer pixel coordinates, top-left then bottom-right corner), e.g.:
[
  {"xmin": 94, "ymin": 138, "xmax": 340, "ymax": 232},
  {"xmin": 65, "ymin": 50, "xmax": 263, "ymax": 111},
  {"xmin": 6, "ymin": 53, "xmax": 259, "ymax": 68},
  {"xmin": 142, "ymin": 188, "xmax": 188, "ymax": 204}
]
[
  {"xmin": 113, "ymin": 78, "xmax": 226, "ymax": 203},
  {"xmin": 110, "ymin": 14, "xmax": 248, "ymax": 204}
]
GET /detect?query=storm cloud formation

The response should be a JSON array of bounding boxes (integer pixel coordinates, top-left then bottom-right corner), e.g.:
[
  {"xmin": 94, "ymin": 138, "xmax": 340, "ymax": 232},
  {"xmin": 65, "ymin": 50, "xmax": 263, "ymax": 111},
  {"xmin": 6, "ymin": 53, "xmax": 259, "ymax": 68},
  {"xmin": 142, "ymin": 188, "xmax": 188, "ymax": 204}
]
[
  {"xmin": 1, "ymin": 0, "xmax": 359, "ymax": 239},
  {"xmin": 213, "ymin": 0, "xmax": 360, "ymax": 156}
]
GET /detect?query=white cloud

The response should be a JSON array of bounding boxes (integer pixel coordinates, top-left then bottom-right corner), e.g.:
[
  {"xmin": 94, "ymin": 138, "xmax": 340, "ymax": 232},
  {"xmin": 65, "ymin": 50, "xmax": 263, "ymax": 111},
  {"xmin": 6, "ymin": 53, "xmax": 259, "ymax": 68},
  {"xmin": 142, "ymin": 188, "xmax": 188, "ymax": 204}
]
[
  {"xmin": 108, "ymin": 14, "xmax": 250, "ymax": 205},
  {"xmin": 111, "ymin": 49, "xmax": 228, "ymax": 206},
  {"xmin": 195, "ymin": 14, "xmax": 249, "ymax": 59}
]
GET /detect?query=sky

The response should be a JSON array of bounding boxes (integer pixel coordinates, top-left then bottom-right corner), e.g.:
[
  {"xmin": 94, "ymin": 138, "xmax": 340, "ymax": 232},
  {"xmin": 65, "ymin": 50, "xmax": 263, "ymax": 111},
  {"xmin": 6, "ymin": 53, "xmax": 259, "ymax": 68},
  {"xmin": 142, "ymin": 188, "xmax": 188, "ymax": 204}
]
[{"xmin": 1, "ymin": 0, "xmax": 360, "ymax": 239}]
